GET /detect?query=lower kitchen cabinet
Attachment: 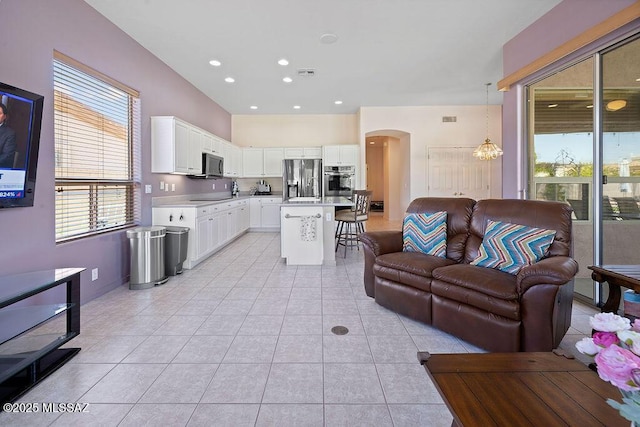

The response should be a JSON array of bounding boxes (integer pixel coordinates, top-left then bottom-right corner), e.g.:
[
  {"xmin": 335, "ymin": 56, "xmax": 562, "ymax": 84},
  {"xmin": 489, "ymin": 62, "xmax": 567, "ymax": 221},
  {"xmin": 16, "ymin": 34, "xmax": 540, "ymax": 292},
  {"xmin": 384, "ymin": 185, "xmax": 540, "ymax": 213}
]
[
  {"xmin": 152, "ymin": 199, "xmax": 250, "ymax": 269},
  {"xmin": 249, "ymin": 197, "xmax": 282, "ymax": 230}
]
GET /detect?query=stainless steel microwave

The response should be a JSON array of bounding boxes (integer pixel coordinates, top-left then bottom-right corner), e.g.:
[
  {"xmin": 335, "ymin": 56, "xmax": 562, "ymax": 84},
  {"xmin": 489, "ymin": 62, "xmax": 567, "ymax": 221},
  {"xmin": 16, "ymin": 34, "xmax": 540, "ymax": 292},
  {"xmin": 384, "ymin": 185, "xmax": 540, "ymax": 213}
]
[{"xmin": 202, "ymin": 153, "xmax": 224, "ymax": 177}]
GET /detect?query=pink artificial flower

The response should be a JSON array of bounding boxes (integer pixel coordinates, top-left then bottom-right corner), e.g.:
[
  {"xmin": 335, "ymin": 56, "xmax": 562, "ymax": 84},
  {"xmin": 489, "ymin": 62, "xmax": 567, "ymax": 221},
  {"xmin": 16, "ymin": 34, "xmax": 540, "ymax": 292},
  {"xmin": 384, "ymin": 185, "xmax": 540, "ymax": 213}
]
[
  {"xmin": 595, "ymin": 345, "xmax": 640, "ymax": 391},
  {"xmin": 593, "ymin": 331, "xmax": 620, "ymax": 348},
  {"xmin": 632, "ymin": 319, "xmax": 640, "ymax": 333}
]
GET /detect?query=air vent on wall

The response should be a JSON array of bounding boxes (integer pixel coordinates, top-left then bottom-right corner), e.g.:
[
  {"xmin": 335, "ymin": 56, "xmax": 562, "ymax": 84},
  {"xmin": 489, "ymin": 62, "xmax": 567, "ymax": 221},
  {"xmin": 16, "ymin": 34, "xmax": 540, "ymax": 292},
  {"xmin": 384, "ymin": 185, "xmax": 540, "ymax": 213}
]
[
  {"xmin": 297, "ymin": 69, "xmax": 316, "ymax": 77},
  {"xmin": 442, "ymin": 116, "xmax": 457, "ymax": 123}
]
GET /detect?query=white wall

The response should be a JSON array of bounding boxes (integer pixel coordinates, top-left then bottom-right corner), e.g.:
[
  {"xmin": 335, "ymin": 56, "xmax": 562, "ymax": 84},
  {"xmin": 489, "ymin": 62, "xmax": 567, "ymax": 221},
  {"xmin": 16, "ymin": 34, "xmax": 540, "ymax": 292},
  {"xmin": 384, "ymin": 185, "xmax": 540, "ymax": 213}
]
[
  {"xmin": 232, "ymin": 114, "xmax": 358, "ymax": 147},
  {"xmin": 359, "ymin": 105, "xmax": 503, "ymax": 210}
]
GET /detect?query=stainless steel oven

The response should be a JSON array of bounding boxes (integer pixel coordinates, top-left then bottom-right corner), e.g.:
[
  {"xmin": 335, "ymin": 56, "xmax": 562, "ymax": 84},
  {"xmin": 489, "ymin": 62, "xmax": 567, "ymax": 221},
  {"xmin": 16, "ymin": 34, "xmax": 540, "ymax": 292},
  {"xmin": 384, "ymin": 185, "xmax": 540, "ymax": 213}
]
[{"xmin": 323, "ymin": 165, "xmax": 355, "ymax": 197}]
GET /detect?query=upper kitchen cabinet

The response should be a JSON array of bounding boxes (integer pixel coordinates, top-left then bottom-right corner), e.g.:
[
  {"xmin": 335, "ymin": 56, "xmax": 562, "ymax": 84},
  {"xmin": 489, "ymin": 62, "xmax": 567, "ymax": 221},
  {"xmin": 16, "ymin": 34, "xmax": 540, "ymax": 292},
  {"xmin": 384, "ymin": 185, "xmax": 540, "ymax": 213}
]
[
  {"xmin": 202, "ymin": 132, "xmax": 222, "ymax": 155},
  {"xmin": 284, "ymin": 147, "xmax": 322, "ymax": 159},
  {"xmin": 264, "ymin": 148, "xmax": 285, "ymax": 176},
  {"xmin": 222, "ymin": 140, "xmax": 241, "ymax": 178},
  {"xmin": 151, "ymin": 116, "xmax": 202, "ymax": 174},
  {"xmin": 242, "ymin": 147, "xmax": 284, "ymax": 177},
  {"xmin": 322, "ymin": 144, "xmax": 359, "ymax": 166}
]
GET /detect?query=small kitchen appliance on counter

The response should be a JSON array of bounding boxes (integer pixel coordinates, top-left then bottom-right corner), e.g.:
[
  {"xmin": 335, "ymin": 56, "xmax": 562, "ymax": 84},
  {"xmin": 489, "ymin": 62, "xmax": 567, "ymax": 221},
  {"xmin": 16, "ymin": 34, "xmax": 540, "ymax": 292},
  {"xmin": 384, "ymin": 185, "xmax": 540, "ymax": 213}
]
[{"xmin": 255, "ymin": 179, "xmax": 272, "ymax": 195}]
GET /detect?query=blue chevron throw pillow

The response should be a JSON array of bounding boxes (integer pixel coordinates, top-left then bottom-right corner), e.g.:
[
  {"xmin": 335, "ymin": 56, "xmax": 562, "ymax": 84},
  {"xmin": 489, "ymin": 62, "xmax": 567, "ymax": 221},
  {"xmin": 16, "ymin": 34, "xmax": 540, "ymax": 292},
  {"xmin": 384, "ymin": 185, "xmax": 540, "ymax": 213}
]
[
  {"xmin": 471, "ymin": 220, "xmax": 556, "ymax": 274},
  {"xmin": 402, "ymin": 211, "xmax": 447, "ymax": 258}
]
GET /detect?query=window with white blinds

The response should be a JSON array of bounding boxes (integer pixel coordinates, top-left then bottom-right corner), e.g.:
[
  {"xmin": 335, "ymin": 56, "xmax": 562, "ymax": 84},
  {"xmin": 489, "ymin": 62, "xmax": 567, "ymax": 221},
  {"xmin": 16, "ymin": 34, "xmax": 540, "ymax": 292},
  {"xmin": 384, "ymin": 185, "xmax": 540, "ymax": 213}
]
[{"xmin": 54, "ymin": 51, "xmax": 141, "ymax": 242}]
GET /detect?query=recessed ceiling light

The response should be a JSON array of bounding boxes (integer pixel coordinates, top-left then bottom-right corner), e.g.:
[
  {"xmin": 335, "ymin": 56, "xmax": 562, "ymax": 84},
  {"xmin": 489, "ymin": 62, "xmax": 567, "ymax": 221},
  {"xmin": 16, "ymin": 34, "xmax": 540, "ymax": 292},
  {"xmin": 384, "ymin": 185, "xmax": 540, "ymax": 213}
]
[
  {"xmin": 606, "ymin": 99, "xmax": 627, "ymax": 111},
  {"xmin": 282, "ymin": 77, "xmax": 293, "ymax": 83},
  {"xmin": 209, "ymin": 59, "xmax": 221, "ymax": 67},
  {"xmin": 636, "ymin": 78, "xmax": 640, "ymax": 82},
  {"xmin": 224, "ymin": 77, "xmax": 235, "ymax": 83},
  {"xmin": 250, "ymin": 106, "xmax": 258, "ymax": 110},
  {"xmin": 278, "ymin": 58, "xmax": 289, "ymax": 66},
  {"xmin": 334, "ymin": 100, "xmax": 343, "ymax": 105},
  {"xmin": 548, "ymin": 104, "xmax": 558, "ymax": 108},
  {"xmin": 293, "ymin": 105, "xmax": 301, "ymax": 110},
  {"xmin": 320, "ymin": 33, "xmax": 338, "ymax": 44}
]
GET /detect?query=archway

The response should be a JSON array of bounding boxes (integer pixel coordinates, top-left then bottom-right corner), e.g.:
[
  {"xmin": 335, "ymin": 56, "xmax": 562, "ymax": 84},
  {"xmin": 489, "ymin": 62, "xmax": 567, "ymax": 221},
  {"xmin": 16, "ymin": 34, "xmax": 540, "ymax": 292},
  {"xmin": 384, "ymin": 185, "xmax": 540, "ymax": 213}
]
[{"xmin": 365, "ymin": 129, "xmax": 411, "ymax": 221}]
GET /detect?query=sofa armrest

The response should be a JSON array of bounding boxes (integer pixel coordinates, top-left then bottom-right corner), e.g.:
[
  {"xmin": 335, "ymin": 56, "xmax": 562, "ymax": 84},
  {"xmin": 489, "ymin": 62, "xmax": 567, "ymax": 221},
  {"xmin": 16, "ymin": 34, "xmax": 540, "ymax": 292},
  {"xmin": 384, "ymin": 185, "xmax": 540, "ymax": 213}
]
[
  {"xmin": 516, "ymin": 256, "xmax": 579, "ymax": 294},
  {"xmin": 360, "ymin": 231, "xmax": 403, "ymax": 298},
  {"xmin": 360, "ymin": 231, "xmax": 404, "ymax": 255}
]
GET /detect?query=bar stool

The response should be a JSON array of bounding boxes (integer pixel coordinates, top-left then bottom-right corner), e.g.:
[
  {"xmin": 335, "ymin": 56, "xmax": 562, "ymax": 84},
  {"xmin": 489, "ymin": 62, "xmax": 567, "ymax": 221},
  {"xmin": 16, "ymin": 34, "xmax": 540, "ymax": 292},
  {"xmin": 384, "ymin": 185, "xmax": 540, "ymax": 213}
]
[{"xmin": 335, "ymin": 190, "xmax": 372, "ymax": 257}]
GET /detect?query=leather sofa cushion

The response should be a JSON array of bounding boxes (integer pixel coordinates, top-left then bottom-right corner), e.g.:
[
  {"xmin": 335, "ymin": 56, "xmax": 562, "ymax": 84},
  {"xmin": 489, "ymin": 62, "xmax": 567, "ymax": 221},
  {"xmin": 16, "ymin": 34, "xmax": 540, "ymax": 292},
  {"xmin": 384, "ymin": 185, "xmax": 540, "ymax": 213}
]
[
  {"xmin": 465, "ymin": 199, "xmax": 573, "ymax": 263},
  {"xmin": 374, "ymin": 252, "xmax": 456, "ymax": 292},
  {"xmin": 431, "ymin": 264, "xmax": 520, "ymax": 320},
  {"xmin": 432, "ymin": 264, "xmax": 518, "ymax": 300}
]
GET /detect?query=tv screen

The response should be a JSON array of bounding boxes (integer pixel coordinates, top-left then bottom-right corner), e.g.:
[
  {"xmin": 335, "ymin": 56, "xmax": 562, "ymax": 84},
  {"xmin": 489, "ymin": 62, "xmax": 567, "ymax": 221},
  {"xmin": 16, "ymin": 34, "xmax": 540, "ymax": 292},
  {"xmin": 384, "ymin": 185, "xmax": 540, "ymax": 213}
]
[{"xmin": 0, "ymin": 82, "xmax": 44, "ymax": 208}]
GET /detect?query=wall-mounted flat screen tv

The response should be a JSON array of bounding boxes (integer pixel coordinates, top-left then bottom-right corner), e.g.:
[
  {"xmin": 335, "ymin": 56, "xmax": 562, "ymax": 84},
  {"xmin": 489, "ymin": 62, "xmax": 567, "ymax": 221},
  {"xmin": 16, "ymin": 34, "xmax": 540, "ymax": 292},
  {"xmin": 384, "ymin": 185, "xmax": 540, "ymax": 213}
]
[{"xmin": 0, "ymin": 82, "xmax": 44, "ymax": 208}]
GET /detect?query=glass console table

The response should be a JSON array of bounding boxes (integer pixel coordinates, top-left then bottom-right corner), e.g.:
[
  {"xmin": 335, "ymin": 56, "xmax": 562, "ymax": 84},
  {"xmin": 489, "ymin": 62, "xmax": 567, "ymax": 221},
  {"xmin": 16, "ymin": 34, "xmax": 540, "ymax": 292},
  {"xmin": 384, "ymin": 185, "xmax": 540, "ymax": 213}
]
[{"xmin": 0, "ymin": 268, "xmax": 84, "ymax": 406}]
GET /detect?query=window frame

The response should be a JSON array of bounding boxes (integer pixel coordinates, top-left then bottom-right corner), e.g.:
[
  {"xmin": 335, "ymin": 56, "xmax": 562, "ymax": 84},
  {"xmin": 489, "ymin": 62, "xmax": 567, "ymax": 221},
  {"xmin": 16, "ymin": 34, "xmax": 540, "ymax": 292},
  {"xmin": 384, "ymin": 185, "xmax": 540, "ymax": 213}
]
[{"xmin": 53, "ymin": 51, "xmax": 141, "ymax": 243}]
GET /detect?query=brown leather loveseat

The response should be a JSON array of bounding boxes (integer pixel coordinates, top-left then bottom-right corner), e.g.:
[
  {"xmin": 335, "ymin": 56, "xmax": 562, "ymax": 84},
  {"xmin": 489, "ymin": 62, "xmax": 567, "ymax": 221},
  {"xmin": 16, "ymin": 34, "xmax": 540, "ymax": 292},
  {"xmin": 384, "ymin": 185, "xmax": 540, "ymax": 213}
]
[{"xmin": 360, "ymin": 197, "xmax": 578, "ymax": 352}]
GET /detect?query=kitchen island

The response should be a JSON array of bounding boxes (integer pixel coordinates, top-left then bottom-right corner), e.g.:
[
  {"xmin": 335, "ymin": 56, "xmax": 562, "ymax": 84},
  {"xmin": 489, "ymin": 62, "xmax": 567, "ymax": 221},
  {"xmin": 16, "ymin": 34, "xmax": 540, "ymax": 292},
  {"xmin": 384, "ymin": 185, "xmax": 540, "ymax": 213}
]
[{"xmin": 280, "ymin": 196, "xmax": 353, "ymax": 266}]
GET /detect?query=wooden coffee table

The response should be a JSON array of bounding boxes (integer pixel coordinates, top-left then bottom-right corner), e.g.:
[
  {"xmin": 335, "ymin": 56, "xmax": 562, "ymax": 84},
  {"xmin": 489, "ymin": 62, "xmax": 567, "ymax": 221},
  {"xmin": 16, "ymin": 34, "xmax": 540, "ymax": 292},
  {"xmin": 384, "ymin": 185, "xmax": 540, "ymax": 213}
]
[
  {"xmin": 589, "ymin": 265, "xmax": 640, "ymax": 313},
  {"xmin": 418, "ymin": 351, "xmax": 627, "ymax": 426}
]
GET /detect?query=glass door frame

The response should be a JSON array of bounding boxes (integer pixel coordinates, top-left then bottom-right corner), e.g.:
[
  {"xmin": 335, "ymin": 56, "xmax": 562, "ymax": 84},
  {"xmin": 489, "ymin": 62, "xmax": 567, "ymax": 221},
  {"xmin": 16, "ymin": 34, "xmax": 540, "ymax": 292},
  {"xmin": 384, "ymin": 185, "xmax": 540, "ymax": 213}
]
[{"xmin": 519, "ymin": 32, "xmax": 640, "ymax": 307}]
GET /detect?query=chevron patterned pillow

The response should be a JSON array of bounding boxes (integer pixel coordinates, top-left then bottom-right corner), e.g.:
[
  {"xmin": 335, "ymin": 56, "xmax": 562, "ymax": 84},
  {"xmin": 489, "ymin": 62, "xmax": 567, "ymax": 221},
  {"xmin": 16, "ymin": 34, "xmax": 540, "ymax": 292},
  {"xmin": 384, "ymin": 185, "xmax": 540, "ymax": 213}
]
[
  {"xmin": 471, "ymin": 220, "xmax": 556, "ymax": 274},
  {"xmin": 402, "ymin": 211, "xmax": 447, "ymax": 257}
]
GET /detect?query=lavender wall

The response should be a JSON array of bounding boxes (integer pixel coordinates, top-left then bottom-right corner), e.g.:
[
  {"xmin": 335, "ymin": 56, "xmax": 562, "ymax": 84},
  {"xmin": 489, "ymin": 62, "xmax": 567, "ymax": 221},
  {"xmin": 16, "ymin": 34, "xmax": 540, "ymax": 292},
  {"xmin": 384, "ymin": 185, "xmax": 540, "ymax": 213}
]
[
  {"xmin": 501, "ymin": 0, "xmax": 638, "ymax": 198},
  {"xmin": 0, "ymin": 0, "xmax": 232, "ymax": 302}
]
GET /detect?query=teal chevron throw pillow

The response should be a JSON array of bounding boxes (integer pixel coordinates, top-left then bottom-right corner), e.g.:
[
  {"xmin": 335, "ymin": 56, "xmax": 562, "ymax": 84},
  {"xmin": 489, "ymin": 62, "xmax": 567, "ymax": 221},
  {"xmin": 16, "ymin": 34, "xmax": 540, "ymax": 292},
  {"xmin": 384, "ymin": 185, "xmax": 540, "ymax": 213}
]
[
  {"xmin": 402, "ymin": 211, "xmax": 447, "ymax": 258},
  {"xmin": 471, "ymin": 220, "xmax": 556, "ymax": 274}
]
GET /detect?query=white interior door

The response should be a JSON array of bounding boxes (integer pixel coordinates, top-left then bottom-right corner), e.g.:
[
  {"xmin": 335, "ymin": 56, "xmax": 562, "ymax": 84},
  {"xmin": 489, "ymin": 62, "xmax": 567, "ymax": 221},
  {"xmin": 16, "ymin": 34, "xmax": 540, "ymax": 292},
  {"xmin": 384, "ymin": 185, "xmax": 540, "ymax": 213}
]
[{"xmin": 428, "ymin": 147, "xmax": 489, "ymax": 199}]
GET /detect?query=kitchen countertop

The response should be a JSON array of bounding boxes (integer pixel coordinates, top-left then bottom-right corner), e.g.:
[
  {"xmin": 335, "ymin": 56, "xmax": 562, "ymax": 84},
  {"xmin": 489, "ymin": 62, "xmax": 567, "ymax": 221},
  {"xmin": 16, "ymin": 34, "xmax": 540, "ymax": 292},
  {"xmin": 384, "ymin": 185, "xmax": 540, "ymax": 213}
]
[
  {"xmin": 153, "ymin": 195, "xmax": 351, "ymax": 208},
  {"xmin": 281, "ymin": 196, "xmax": 353, "ymax": 207},
  {"xmin": 153, "ymin": 194, "xmax": 282, "ymax": 208}
]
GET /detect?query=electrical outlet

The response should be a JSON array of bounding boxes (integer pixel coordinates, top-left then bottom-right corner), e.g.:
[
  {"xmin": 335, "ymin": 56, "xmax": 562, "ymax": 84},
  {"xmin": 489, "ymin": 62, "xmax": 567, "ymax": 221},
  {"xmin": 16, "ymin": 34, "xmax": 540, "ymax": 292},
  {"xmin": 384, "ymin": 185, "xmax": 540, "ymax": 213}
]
[
  {"xmin": 145, "ymin": 184, "xmax": 152, "ymax": 194},
  {"xmin": 212, "ymin": 183, "xmax": 215, "ymax": 190},
  {"xmin": 91, "ymin": 268, "xmax": 98, "ymax": 281},
  {"xmin": 160, "ymin": 181, "xmax": 164, "ymax": 190},
  {"xmin": 165, "ymin": 185, "xmax": 169, "ymax": 192},
  {"xmin": 225, "ymin": 183, "xmax": 228, "ymax": 189},
  {"xmin": 171, "ymin": 183, "xmax": 175, "ymax": 191}
]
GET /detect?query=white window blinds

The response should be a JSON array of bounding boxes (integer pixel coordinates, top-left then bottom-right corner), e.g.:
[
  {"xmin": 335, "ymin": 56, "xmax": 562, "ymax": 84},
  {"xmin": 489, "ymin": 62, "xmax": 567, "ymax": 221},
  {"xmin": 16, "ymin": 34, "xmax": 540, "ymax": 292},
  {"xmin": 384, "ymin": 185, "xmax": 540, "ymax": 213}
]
[{"xmin": 54, "ymin": 51, "xmax": 140, "ymax": 242}]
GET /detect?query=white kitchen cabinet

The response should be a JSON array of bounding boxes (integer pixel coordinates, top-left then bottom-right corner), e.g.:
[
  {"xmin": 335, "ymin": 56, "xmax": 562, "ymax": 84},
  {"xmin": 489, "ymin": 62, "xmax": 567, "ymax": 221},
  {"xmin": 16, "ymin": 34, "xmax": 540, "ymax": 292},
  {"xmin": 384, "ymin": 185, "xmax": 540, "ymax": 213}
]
[
  {"xmin": 196, "ymin": 208, "xmax": 220, "ymax": 259},
  {"xmin": 202, "ymin": 133, "xmax": 222, "ymax": 155},
  {"xmin": 249, "ymin": 198, "xmax": 262, "ymax": 228},
  {"xmin": 238, "ymin": 201, "xmax": 250, "ymax": 232},
  {"xmin": 248, "ymin": 197, "xmax": 282, "ymax": 230},
  {"xmin": 188, "ymin": 127, "xmax": 203, "ymax": 173},
  {"xmin": 264, "ymin": 148, "xmax": 284, "ymax": 176},
  {"xmin": 222, "ymin": 140, "xmax": 241, "ymax": 177},
  {"xmin": 152, "ymin": 198, "xmax": 250, "ymax": 269},
  {"xmin": 242, "ymin": 148, "xmax": 284, "ymax": 177},
  {"xmin": 284, "ymin": 147, "xmax": 322, "ymax": 159},
  {"xmin": 261, "ymin": 197, "xmax": 282, "ymax": 228},
  {"xmin": 151, "ymin": 116, "xmax": 201, "ymax": 174},
  {"xmin": 323, "ymin": 144, "xmax": 359, "ymax": 166},
  {"xmin": 242, "ymin": 148, "xmax": 264, "ymax": 177}
]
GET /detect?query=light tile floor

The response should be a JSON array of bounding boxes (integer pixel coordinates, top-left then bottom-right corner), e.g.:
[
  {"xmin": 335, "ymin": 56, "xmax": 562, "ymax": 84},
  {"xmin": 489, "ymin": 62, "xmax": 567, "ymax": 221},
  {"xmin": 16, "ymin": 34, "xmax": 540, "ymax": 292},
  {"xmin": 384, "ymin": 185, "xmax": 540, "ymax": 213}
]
[{"xmin": 1, "ymin": 232, "xmax": 598, "ymax": 426}]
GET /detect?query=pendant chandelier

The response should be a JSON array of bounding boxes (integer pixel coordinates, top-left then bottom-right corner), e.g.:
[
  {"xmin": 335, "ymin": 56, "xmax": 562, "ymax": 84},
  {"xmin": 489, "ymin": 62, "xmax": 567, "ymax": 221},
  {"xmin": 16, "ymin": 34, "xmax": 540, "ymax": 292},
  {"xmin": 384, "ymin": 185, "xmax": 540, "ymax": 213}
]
[{"xmin": 473, "ymin": 83, "xmax": 503, "ymax": 161}]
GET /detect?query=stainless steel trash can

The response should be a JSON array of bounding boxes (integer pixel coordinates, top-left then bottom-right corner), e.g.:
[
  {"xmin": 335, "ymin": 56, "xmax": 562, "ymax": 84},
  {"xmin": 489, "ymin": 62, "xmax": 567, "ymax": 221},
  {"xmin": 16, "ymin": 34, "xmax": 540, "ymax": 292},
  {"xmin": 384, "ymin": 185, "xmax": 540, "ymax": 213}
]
[
  {"xmin": 126, "ymin": 226, "xmax": 168, "ymax": 290},
  {"xmin": 165, "ymin": 226, "xmax": 189, "ymax": 276}
]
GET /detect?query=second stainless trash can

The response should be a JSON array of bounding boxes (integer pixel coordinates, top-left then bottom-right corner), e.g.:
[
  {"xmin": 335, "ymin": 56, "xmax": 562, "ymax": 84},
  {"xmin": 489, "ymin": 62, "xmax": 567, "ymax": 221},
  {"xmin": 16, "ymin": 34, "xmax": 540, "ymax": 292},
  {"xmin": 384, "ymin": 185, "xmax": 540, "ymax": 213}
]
[
  {"xmin": 165, "ymin": 226, "xmax": 189, "ymax": 276},
  {"xmin": 126, "ymin": 226, "xmax": 168, "ymax": 290}
]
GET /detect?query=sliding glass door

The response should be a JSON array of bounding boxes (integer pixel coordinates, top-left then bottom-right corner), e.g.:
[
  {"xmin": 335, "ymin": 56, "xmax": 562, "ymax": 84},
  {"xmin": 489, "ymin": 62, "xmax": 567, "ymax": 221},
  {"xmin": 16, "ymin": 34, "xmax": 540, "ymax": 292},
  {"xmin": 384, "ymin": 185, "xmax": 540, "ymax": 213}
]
[
  {"xmin": 601, "ymin": 38, "xmax": 640, "ymax": 271},
  {"xmin": 526, "ymin": 35, "xmax": 640, "ymax": 305},
  {"xmin": 527, "ymin": 58, "xmax": 595, "ymax": 301}
]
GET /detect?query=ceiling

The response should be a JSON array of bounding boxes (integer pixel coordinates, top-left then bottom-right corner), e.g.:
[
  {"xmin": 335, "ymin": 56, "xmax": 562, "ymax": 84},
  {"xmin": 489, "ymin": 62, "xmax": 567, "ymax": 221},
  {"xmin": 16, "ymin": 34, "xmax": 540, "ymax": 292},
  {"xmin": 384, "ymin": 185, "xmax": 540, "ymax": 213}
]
[{"xmin": 84, "ymin": 0, "xmax": 562, "ymax": 115}]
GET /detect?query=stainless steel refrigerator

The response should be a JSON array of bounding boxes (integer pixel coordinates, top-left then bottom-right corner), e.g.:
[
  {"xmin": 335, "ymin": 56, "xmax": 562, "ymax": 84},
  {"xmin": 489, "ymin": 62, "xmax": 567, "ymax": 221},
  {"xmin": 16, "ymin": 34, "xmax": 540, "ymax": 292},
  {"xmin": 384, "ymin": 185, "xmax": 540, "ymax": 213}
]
[{"xmin": 283, "ymin": 159, "xmax": 322, "ymax": 199}]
